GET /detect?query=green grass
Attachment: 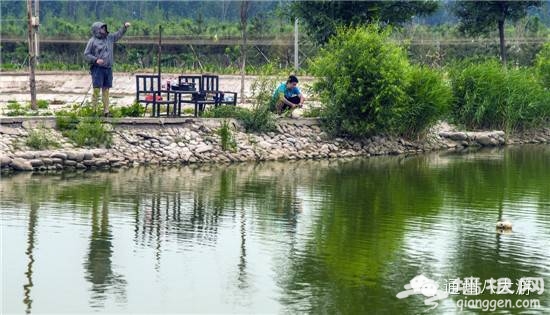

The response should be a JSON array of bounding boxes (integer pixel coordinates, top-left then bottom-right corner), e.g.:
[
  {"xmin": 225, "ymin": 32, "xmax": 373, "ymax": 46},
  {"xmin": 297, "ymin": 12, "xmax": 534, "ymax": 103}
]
[
  {"xmin": 55, "ymin": 106, "xmax": 113, "ymax": 147},
  {"xmin": 5, "ymin": 101, "xmax": 27, "ymax": 116},
  {"xmin": 449, "ymin": 60, "xmax": 550, "ymax": 132},
  {"xmin": 183, "ymin": 107, "xmax": 195, "ymax": 115},
  {"xmin": 37, "ymin": 100, "xmax": 49, "ymax": 109},
  {"xmin": 302, "ymin": 107, "xmax": 322, "ymax": 118},
  {"xmin": 55, "ymin": 110, "xmax": 81, "ymax": 131},
  {"xmin": 4, "ymin": 100, "xmax": 53, "ymax": 116},
  {"xmin": 202, "ymin": 105, "xmax": 276, "ymax": 133},
  {"xmin": 202, "ymin": 105, "xmax": 249, "ymax": 118},
  {"xmin": 64, "ymin": 118, "xmax": 113, "ymax": 148},
  {"xmin": 25, "ymin": 129, "xmax": 61, "ymax": 150},
  {"xmin": 111, "ymin": 102, "xmax": 146, "ymax": 118}
]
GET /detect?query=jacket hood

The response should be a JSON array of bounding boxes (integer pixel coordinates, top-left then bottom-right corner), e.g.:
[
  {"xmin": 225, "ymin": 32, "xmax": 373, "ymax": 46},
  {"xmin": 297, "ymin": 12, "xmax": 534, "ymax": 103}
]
[{"xmin": 91, "ymin": 22, "xmax": 107, "ymax": 38}]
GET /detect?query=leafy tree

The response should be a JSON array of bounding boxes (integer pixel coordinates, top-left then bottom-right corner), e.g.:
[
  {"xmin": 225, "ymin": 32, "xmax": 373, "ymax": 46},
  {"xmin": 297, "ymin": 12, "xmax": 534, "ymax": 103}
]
[
  {"xmin": 453, "ymin": 1, "xmax": 543, "ymax": 65},
  {"xmin": 291, "ymin": 0, "xmax": 439, "ymax": 43},
  {"xmin": 311, "ymin": 25, "xmax": 451, "ymax": 138}
]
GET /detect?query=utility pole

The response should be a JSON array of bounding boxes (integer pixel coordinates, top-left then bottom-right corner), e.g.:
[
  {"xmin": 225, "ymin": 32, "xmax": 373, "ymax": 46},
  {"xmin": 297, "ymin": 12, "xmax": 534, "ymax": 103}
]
[
  {"xmin": 239, "ymin": 0, "xmax": 249, "ymax": 105},
  {"xmin": 26, "ymin": 0, "xmax": 37, "ymax": 110},
  {"xmin": 294, "ymin": 18, "xmax": 299, "ymax": 71}
]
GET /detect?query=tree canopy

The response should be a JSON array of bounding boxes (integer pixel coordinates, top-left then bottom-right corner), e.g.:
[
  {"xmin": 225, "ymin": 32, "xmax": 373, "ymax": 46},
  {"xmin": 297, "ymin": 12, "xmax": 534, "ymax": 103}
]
[
  {"xmin": 453, "ymin": 0, "xmax": 543, "ymax": 64},
  {"xmin": 291, "ymin": 0, "xmax": 439, "ymax": 43}
]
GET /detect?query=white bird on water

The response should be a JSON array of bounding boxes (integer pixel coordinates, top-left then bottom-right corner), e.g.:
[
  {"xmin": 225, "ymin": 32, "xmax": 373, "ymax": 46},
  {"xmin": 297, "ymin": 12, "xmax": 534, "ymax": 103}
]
[{"xmin": 496, "ymin": 221, "xmax": 512, "ymax": 230}]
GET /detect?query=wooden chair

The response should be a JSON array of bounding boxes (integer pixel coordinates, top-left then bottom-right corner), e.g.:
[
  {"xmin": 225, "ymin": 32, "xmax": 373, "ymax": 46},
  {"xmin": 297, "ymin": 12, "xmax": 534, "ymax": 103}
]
[
  {"xmin": 151, "ymin": 90, "xmax": 178, "ymax": 117},
  {"xmin": 169, "ymin": 74, "xmax": 239, "ymax": 116},
  {"xmin": 201, "ymin": 74, "xmax": 219, "ymax": 93},
  {"xmin": 201, "ymin": 74, "xmax": 238, "ymax": 108},
  {"xmin": 136, "ymin": 75, "xmax": 160, "ymax": 116},
  {"xmin": 136, "ymin": 75, "xmax": 181, "ymax": 117}
]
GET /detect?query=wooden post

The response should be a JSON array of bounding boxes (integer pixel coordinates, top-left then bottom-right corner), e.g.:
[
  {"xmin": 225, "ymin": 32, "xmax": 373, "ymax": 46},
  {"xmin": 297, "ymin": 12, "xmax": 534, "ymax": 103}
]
[
  {"xmin": 26, "ymin": 0, "xmax": 37, "ymax": 110},
  {"xmin": 294, "ymin": 18, "xmax": 298, "ymax": 71},
  {"xmin": 158, "ymin": 25, "xmax": 162, "ymax": 78},
  {"xmin": 34, "ymin": 0, "xmax": 39, "ymax": 63}
]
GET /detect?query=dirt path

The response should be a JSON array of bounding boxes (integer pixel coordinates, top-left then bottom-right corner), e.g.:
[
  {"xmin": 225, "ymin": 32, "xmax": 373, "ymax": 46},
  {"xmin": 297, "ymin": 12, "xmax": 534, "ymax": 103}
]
[{"xmin": 0, "ymin": 71, "xmax": 315, "ymax": 111}]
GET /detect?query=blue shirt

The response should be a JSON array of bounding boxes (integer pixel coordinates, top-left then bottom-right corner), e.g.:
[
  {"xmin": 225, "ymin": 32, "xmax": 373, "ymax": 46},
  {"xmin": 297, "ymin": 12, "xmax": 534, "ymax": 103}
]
[{"xmin": 273, "ymin": 82, "xmax": 301, "ymax": 101}]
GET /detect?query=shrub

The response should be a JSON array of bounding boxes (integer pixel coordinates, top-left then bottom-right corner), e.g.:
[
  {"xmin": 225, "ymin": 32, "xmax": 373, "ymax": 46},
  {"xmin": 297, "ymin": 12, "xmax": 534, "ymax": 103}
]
[
  {"xmin": 311, "ymin": 25, "xmax": 412, "ymax": 137},
  {"xmin": 217, "ymin": 120, "xmax": 237, "ymax": 152},
  {"xmin": 241, "ymin": 76, "xmax": 278, "ymax": 133},
  {"xmin": 56, "ymin": 108, "xmax": 112, "ymax": 147},
  {"xmin": 118, "ymin": 102, "xmax": 146, "ymax": 117},
  {"xmin": 75, "ymin": 103, "xmax": 102, "ymax": 117},
  {"xmin": 311, "ymin": 25, "xmax": 450, "ymax": 138},
  {"xmin": 238, "ymin": 106, "xmax": 276, "ymax": 133},
  {"xmin": 202, "ymin": 76, "xmax": 277, "ymax": 133},
  {"xmin": 449, "ymin": 60, "xmax": 550, "ymax": 132},
  {"xmin": 37, "ymin": 100, "xmax": 49, "ymax": 109},
  {"xmin": 25, "ymin": 129, "xmax": 60, "ymax": 150},
  {"xmin": 449, "ymin": 60, "xmax": 503, "ymax": 129},
  {"xmin": 55, "ymin": 110, "xmax": 80, "ymax": 131},
  {"xmin": 397, "ymin": 66, "xmax": 452, "ymax": 137},
  {"xmin": 504, "ymin": 70, "xmax": 550, "ymax": 130},
  {"xmin": 65, "ymin": 118, "xmax": 113, "ymax": 148},
  {"xmin": 311, "ymin": 25, "xmax": 407, "ymax": 137},
  {"xmin": 535, "ymin": 42, "xmax": 550, "ymax": 88}
]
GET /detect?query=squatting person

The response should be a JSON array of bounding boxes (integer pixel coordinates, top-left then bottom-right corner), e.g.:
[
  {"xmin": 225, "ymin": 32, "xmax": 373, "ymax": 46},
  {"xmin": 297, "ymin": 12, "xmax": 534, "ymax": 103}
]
[
  {"xmin": 272, "ymin": 75, "xmax": 305, "ymax": 115},
  {"xmin": 84, "ymin": 21, "xmax": 130, "ymax": 116}
]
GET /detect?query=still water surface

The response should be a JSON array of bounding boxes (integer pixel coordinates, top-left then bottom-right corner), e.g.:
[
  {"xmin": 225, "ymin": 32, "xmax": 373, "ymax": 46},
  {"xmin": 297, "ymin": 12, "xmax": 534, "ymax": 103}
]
[{"xmin": 1, "ymin": 146, "xmax": 550, "ymax": 314}]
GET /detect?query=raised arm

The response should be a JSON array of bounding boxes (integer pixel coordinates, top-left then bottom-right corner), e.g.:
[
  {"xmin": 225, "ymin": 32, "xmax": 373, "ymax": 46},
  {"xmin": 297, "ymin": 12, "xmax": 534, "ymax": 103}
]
[{"xmin": 109, "ymin": 22, "xmax": 130, "ymax": 42}]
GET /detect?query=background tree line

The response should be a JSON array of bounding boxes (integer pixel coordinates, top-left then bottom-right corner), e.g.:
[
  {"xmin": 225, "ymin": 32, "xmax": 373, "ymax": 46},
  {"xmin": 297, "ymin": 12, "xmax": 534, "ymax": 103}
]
[{"xmin": 1, "ymin": 0, "xmax": 549, "ymax": 72}]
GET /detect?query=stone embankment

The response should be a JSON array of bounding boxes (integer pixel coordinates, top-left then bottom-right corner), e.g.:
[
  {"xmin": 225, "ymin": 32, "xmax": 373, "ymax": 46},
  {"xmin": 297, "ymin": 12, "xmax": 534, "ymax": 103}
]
[{"xmin": 1, "ymin": 117, "xmax": 549, "ymax": 172}]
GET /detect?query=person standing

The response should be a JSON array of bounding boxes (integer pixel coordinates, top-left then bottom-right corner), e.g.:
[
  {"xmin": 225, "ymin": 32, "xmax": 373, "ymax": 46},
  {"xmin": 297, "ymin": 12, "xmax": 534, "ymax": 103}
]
[{"xmin": 84, "ymin": 21, "xmax": 130, "ymax": 116}]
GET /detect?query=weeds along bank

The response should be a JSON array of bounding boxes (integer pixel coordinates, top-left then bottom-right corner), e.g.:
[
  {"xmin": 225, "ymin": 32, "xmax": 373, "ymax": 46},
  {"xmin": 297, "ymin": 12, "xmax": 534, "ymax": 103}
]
[
  {"xmin": 309, "ymin": 26, "xmax": 550, "ymax": 140},
  {"xmin": 1, "ymin": 116, "xmax": 550, "ymax": 173}
]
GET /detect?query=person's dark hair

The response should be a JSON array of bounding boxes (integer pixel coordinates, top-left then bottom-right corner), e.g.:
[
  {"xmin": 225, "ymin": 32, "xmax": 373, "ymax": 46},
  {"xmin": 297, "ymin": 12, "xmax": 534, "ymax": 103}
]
[{"xmin": 287, "ymin": 75, "xmax": 299, "ymax": 84}]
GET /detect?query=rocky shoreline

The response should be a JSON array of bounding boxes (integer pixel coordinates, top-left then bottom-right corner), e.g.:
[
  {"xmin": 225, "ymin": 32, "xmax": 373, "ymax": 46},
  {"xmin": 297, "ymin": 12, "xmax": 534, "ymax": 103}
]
[{"xmin": 1, "ymin": 117, "xmax": 549, "ymax": 173}]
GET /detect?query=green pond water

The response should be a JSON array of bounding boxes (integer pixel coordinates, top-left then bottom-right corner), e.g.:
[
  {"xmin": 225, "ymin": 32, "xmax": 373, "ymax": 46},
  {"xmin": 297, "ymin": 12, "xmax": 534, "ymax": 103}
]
[{"xmin": 1, "ymin": 146, "xmax": 550, "ymax": 314}]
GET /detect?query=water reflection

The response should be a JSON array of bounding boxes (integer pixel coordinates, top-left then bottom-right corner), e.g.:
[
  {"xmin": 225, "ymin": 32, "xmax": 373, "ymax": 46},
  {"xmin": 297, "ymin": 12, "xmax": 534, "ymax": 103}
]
[
  {"xmin": 85, "ymin": 189, "xmax": 127, "ymax": 308},
  {"xmin": 1, "ymin": 146, "xmax": 550, "ymax": 314},
  {"xmin": 23, "ymin": 202, "xmax": 38, "ymax": 315}
]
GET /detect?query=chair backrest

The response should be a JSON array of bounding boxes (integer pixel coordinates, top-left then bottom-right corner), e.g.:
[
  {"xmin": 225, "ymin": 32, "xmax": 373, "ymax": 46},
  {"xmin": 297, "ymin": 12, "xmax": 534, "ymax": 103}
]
[
  {"xmin": 136, "ymin": 75, "xmax": 160, "ymax": 102},
  {"xmin": 177, "ymin": 75, "xmax": 202, "ymax": 91},
  {"xmin": 202, "ymin": 75, "xmax": 219, "ymax": 92}
]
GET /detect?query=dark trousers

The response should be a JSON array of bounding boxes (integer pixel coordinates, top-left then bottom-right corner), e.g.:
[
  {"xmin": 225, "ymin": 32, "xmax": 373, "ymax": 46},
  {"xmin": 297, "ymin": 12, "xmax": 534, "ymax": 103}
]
[
  {"xmin": 279, "ymin": 96, "xmax": 300, "ymax": 111},
  {"xmin": 91, "ymin": 65, "xmax": 113, "ymax": 88},
  {"xmin": 285, "ymin": 96, "xmax": 300, "ymax": 104}
]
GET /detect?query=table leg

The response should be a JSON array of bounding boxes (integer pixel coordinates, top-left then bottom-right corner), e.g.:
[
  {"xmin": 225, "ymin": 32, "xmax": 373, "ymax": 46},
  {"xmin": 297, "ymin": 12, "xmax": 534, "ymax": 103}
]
[{"xmin": 177, "ymin": 94, "xmax": 182, "ymax": 116}]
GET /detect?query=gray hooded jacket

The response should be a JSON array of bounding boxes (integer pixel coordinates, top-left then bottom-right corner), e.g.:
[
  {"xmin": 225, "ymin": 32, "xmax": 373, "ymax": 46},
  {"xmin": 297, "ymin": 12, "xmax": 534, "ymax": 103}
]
[{"xmin": 84, "ymin": 22, "xmax": 127, "ymax": 68}]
